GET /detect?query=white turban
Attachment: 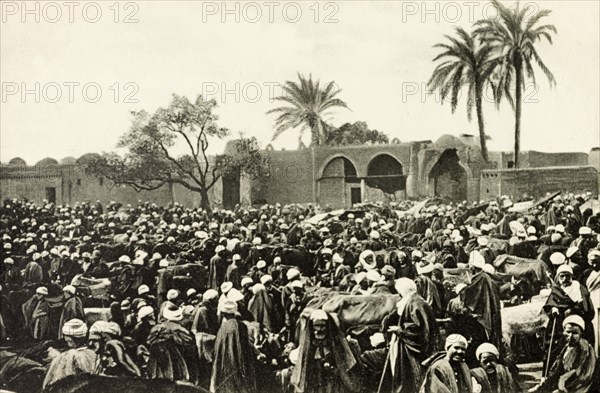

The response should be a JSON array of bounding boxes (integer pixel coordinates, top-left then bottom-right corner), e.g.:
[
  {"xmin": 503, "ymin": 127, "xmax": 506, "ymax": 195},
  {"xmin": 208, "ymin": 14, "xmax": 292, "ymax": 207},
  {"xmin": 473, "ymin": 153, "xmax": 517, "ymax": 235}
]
[
  {"xmin": 62, "ymin": 318, "xmax": 88, "ymax": 338},
  {"xmin": 394, "ymin": 278, "xmax": 417, "ymax": 297},
  {"xmin": 445, "ymin": 334, "xmax": 468, "ymax": 350},
  {"xmin": 475, "ymin": 343, "xmax": 499, "ymax": 360}
]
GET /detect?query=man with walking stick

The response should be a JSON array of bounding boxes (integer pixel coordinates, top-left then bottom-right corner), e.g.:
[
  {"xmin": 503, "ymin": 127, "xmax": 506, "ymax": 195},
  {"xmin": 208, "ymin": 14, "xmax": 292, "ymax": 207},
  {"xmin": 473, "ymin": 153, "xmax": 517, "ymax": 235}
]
[
  {"xmin": 542, "ymin": 264, "xmax": 596, "ymax": 368},
  {"xmin": 374, "ymin": 278, "xmax": 438, "ymax": 393},
  {"xmin": 529, "ymin": 315, "xmax": 597, "ymax": 392}
]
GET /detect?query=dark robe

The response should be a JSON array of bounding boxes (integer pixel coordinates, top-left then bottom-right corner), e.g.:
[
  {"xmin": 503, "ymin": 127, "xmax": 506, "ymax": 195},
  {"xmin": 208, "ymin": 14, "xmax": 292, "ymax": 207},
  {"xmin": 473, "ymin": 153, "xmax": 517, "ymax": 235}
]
[
  {"xmin": 23, "ymin": 261, "xmax": 43, "ymax": 285},
  {"xmin": 210, "ymin": 318, "xmax": 257, "ymax": 393},
  {"xmin": 470, "ymin": 364, "xmax": 521, "ymax": 393},
  {"xmin": 209, "ymin": 255, "xmax": 228, "ymax": 290},
  {"xmin": 132, "ymin": 319, "xmax": 154, "ymax": 347},
  {"xmin": 291, "ymin": 313, "xmax": 359, "ymax": 393},
  {"xmin": 543, "ymin": 282, "xmax": 596, "ymax": 348},
  {"xmin": 22, "ymin": 295, "xmax": 51, "ymax": 340},
  {"xmin": 248, "ymin": 289, "xmax": 273, "ymax": 332},
  {"xmin": 463, "ymin": 271, "xmax": 503, "ymax": 350},
  {"xmin": 383, "ymin": 293, "xmax": 438, "ymax": 393},
  {"xmin": 225, "ymin": 264, "xmax": 240, "ymax": 287},
  {"xmin": 100, "ymin": 340, "xmax": 142, "ymax": 377},
  {"xmin": 22, "ymin": 295, "xmax": 42, "ymax": 334},
  {"xmin": 58, "ymin": 296, "xmax": 85, "ymax": 339},
  {"xmin": 415, "ymin": 276, "xmax": 443, "ymax": 318},
  {"xmin": 419, "ymin": 353, "xmax": 473, "ymax": 393},
  {"xmin": 191, "ymin": 303, "xmax": 219, "ymax": 335},
  {"xmin": 538, "ymin": 338, "xmax": 597, "ymax": 393},
  {"xmin": 147, "ymin": 321, "xmax": 200, "ymax": 384},
  {"xmin": 509, "ymin": 242, "xmax": 537, "ymax": 259}
]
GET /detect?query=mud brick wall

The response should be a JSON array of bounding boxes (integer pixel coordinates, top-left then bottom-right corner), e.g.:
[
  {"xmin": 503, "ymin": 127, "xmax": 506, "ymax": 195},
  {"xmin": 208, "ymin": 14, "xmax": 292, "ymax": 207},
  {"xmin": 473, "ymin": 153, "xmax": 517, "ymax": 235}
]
[{"xmin": 480, "ymin": 166, "xmax": 598, "ymax": 200}]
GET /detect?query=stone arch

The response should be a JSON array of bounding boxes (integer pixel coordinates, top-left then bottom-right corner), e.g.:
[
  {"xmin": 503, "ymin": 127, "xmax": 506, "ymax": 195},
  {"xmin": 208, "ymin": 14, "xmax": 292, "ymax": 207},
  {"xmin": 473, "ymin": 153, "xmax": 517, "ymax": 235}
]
[
  {"xmin": 427, "ymin": 149, "xmax": 468, "ymax": 201},
  {"xmin": 318, "ymin": 155, "xmax": 359, "ymax": 208},
  {"xmin": 363, "ymin": 153, "xmax": 406, "ymax": 201},
  {"xmin": 366, "ymin": 153, "xmax": 404, "ymax": 177},
  {"xmin": 319, "ymin": 155, "xmax": 358, "ymax": 179}
]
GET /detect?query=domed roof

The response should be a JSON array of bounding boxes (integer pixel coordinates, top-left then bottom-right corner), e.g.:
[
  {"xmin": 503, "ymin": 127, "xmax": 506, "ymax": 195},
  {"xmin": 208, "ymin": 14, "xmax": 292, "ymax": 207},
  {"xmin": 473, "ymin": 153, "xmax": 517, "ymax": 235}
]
[
  {"xmin": 76, "ymin": 153, "xmax": 102, "ymax": 164},
  {"xmin": 35, "ymin": 157, "xmax": 59, "ymax": 166},
  {"xmin": 8, "ymin": 157, "xmax": 27, "ymax": 166},
  {"xmin": 60, "ymin": 156, "xmax": 77, "ymax": 165},
  {"xmin": 432, "ymin": 135, "xmax": 465, "ymax": 149}
]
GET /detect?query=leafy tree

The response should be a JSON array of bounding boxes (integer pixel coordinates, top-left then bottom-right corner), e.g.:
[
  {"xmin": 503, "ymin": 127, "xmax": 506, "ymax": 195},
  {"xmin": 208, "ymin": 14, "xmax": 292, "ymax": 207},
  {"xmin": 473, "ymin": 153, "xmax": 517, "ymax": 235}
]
[
  {"xmin": 325, "ymin": 121, "xmax": 389, "ymax": 145},
  {"xmin": 428, "ymin": 27, "xmax": 499, "ymax": 162},
  {"xmin": 475, "ymin": 0, "xmax": 556, "ymax": 168},
  {"xmin": 83, "ymin": 94, "xmax": 269, "ymax": 210},
  {"xmin": 267, "ymin": 73, "xmax": 349, "ymax": 146}
]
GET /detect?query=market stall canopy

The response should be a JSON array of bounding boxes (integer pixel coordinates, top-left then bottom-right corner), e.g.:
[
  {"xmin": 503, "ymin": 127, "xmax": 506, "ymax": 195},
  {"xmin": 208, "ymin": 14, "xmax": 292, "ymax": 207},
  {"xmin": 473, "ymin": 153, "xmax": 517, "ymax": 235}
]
[
  {"xmin": 580, "ymin": 199, "xmax": 599, "ymax": 214},
  {"xmin": 303, "ymin": 209, "xmax": 365, "ymax": 225}
]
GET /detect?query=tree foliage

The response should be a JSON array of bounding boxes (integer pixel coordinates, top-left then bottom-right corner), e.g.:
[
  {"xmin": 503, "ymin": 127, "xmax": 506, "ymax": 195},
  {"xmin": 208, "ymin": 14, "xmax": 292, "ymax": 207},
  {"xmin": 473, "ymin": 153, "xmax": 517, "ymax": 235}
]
[
  {"xmin": 83, "ymin": 94, "xmax": 269, "ymax": 209},
  {"xmin": 325, "ymin": 121, "xmax": 389, "ymax": 145},
  {"xmin": 474, "ymin": 0, "xmax": 556, "ymax": 167},
  {"xmin": 428, "ymin": 27, "xmax": 499, "ymax": 162},
  {"xmin": 267, "ymin": 73, "xmax": 349, "ymax": 146}
]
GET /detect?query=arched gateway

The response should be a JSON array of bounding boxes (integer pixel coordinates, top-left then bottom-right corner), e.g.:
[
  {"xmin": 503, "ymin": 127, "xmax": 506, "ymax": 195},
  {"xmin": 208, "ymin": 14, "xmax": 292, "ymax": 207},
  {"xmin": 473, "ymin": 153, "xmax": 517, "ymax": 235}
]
[{"xmin": 428, "ymin": 149, "xmax": 468, "ymax": 202}]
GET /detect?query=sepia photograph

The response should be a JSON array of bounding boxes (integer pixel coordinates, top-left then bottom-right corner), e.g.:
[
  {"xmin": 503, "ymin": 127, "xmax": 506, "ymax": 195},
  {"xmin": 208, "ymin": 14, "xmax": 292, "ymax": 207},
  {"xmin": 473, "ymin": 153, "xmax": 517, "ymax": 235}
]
[{"xmin": 1, "ymin": 1, "xmax": 599, "ymax": 392}]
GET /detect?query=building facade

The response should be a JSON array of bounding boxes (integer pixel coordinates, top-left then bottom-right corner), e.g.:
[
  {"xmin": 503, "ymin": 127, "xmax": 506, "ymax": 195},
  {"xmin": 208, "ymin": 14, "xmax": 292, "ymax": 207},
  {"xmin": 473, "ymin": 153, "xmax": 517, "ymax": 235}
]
[{"xmin": 2, "ymin": 135, "xmax": 598, "ymax": 209}]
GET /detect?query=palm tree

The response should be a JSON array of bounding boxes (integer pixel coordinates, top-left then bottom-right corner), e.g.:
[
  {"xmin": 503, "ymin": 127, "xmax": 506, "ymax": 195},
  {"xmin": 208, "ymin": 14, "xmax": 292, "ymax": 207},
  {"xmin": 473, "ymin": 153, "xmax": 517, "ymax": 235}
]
[
  {"xmin": 428, "ymin": 27, "xmax": 499, "ymax": 162},
  {"xmin": 267, "ymin": 73, "xmax": 349, "ymax": 146},
  {"xmin": 474, "ymin": 0, "xmax": 556, "ymax": 168}
]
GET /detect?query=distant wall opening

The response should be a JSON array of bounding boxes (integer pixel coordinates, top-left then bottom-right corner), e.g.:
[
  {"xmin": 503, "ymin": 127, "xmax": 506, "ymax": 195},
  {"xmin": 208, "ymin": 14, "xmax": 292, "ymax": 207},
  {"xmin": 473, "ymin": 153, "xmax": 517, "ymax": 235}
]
[
  {"xmin": 428, "ymin": 149, "xmax": 467, "ymax": 201},
  {"xmin": 365, "ymin": 154, "xmax": 405, "ymax": 193},
  {"xmin": 318, "ymin": 156, "xmax": 359, "ymax": 208}
]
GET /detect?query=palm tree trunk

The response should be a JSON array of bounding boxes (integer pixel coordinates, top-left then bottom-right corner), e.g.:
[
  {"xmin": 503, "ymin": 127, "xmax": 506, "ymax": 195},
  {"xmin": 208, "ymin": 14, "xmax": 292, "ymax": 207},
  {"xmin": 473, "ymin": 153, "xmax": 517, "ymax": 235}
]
[
  {"xmin": 475, "ymin": 82, "xmax": 489, "ymax": 162},
  {"xmin": 316, "ymin": 119, "xmax": 324, "ymax": 146},
  {"xmin": 514, "ymin": 58, "xmax": 523, "ymax": 169}
]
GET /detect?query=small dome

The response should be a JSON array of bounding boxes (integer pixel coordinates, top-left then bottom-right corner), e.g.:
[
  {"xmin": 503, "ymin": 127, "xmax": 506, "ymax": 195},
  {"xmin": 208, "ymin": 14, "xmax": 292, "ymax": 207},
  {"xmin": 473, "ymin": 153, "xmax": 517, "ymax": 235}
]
[
  {"xmin": 76, "ymin": 153, "xmax": 102, "ymax": 164},
  {"xmin": 60, "ymin": 156, "xmax": 77, "ymax": 165},
  {"xmin": 432, "ymin": 135, "xmax": 465, "ymax": 149},
  {"xmin": 8, "ymin": 157, "xmax": 27, "ymax": 166},
  {"xmin": 35, "ymin": 157, "xmax": 58, "ymax": 166}
]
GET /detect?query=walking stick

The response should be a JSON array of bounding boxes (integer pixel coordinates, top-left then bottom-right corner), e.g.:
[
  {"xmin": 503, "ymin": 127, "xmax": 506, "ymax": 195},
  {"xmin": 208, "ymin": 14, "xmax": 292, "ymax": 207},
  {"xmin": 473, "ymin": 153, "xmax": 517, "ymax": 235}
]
[
  {"xmin": 544, "ymin": 316, "xmax": 557, "ymax": 378},
  {"xmin": 377, "ymin": 345, "xmax": 391, "ymax": 393}
]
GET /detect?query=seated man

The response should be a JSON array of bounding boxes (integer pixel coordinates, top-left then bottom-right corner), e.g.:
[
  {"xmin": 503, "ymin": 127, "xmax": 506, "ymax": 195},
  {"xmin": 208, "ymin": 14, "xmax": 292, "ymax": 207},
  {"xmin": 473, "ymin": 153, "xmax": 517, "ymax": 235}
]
[
  {"xmin": 43, "ymin": 319, "xmax": 97, "ymax": 389},
  {"xmin": 531, "ymin": 315, "xmax": 596, "ymax": 393},
  {"xmin": 470, "ymin": 343, "xmax": 521, "ymax": 393}
]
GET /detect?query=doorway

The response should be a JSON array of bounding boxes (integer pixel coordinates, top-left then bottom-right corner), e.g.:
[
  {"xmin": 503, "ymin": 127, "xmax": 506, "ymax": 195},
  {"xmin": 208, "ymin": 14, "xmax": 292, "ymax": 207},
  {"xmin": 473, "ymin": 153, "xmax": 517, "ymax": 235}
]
[
  {"xmin": 350, "ymin": 188, "xmax": 361, "ymax": 206},
  {"xmin": 45, "ymin": 187, "xmax": 56, "ymax": 203}
]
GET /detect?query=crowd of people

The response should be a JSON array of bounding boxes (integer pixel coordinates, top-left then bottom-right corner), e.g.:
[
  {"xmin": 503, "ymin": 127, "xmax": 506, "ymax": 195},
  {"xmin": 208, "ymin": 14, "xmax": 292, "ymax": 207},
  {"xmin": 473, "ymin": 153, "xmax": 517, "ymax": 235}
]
[{"xmin": 0, "ymin": 192, "xmax": 599, "ymax": 393}]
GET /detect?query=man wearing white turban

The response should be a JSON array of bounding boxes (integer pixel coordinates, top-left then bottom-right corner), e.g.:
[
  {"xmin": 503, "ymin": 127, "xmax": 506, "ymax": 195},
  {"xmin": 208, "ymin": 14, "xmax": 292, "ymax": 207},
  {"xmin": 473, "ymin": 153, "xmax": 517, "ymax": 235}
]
[
  {"xmin": 43, "ymin": 319, "xmax": 96, "ymax": 388},
  {"xmin": 532, "ymin": 315, "xmax": 597, "ymax": 393},
  {"xmin": 371, "ymin": 278, "xmax": 437, "ymax": 393},
  {"xmin": 470, "ymin": 343, "xmax": 521, "ymax": 393},
  {"xmin": 420, "ymin": 334, "xmax": 472, "ymax": 393}
]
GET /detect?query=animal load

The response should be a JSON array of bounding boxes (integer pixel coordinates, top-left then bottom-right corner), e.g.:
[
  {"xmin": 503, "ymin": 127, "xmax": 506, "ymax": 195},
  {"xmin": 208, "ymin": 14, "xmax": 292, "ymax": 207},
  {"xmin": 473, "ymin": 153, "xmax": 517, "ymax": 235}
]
[
  {"xmin": 319, "ymin": 294, "xmax": 399, "ymax": 329},
  {"xmin": 71, "ymin": 275, "xmax": 111, "ymax": 300},
  {"xmin": 500, "ymin": 293, "xmax": 549, "ymax": 343}
]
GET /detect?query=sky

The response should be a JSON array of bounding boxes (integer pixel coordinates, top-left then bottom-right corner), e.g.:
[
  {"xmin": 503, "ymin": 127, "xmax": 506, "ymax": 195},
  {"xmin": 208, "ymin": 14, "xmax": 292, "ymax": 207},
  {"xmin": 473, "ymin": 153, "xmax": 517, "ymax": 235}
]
[{"xmin": 1, "ymin": 0, "xmax": 599, "ymax": 164}]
